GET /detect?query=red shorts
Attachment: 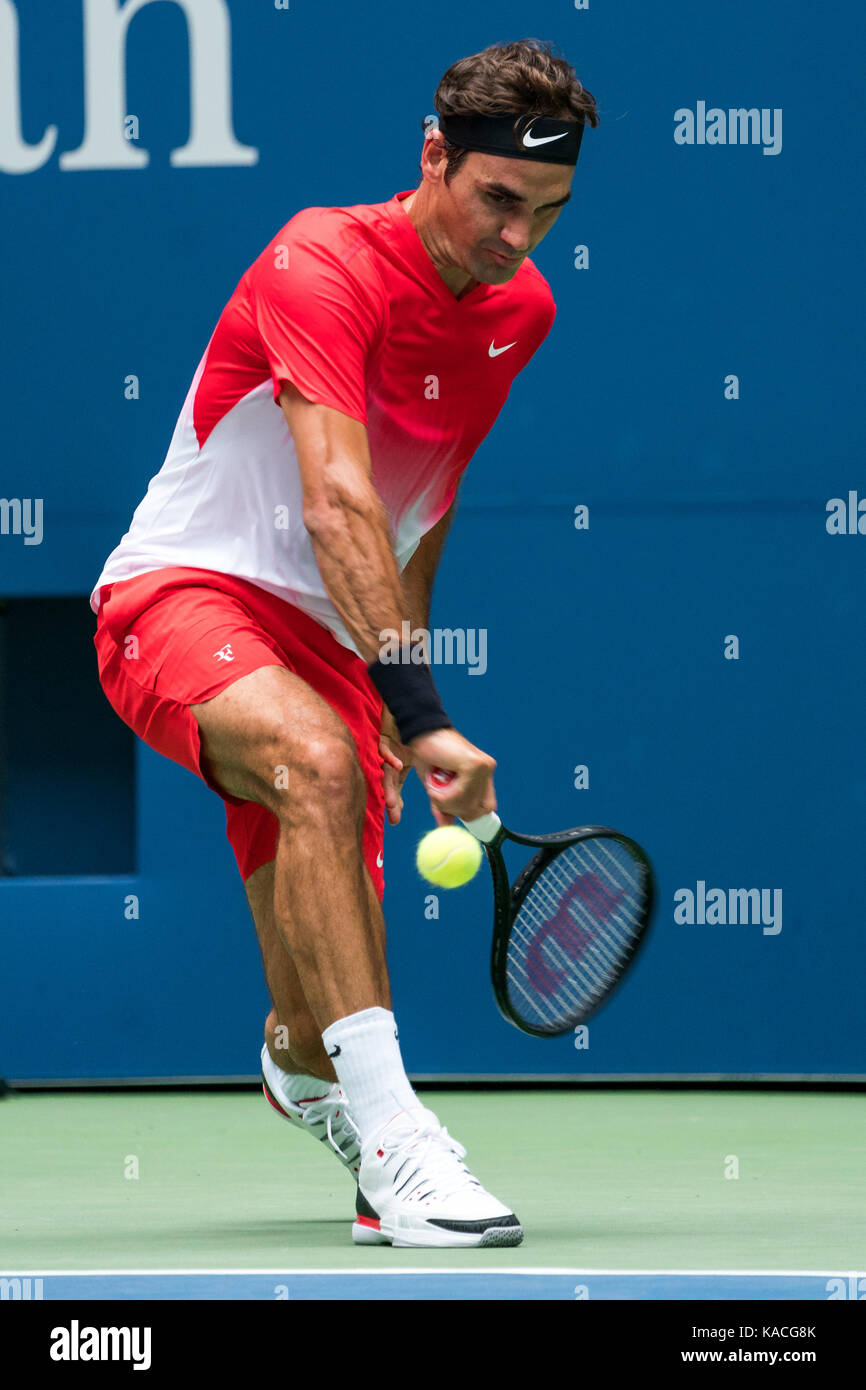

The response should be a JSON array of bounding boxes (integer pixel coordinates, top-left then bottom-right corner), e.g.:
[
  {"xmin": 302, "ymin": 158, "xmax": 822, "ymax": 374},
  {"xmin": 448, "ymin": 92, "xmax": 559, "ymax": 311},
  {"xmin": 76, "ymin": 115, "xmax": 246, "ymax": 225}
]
[{"xmin": 93, "ymin": 567, "xmax": 385, "ymax": 894}]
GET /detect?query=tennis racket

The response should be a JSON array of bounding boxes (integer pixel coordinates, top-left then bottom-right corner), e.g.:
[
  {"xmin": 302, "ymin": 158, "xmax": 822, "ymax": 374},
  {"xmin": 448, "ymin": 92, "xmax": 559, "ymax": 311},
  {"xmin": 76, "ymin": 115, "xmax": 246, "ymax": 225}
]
[{"xmin": 429, "ymin": 769, "xmax": 655, "ymax": 1038}]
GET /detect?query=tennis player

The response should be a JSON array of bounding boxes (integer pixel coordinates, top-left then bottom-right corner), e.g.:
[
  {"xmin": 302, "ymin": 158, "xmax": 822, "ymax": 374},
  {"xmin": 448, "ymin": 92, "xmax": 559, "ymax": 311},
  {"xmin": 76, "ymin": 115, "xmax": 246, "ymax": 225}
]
[{"xmin": 91, "ymin": 38, "xmax": 598, "ymax": 1248}]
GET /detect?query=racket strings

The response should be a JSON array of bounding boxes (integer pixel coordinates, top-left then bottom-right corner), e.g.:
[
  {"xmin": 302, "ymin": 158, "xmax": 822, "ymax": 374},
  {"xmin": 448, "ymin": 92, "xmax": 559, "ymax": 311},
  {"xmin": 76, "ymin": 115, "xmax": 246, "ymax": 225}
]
[{"xmin": 506, "ymin": 837, "xmax": 648, "ymax": 1033}]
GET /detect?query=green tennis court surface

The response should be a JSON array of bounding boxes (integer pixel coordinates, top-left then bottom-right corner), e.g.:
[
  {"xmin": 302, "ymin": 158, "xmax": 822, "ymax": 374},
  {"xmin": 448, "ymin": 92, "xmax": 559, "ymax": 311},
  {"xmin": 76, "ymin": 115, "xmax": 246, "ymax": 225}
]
[{"xmin": 2, "ymin": 1089, "xmax": 863, "ymax": 1298}]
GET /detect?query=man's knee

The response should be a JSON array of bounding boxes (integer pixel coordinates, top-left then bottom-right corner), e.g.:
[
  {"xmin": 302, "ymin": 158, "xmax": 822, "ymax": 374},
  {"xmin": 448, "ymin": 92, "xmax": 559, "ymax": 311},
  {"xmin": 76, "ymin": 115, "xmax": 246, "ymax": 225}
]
[{"xmin": 263, "ymin": 724, "xmax": 366, "ymax": 823}]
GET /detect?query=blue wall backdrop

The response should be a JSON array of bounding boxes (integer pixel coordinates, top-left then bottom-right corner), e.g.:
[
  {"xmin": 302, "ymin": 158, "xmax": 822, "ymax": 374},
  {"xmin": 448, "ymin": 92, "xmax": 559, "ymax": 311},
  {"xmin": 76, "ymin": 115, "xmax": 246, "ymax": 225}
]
[{"xmin": 1, "ymin": 0, "xmax": 863, "ymax": 1080}]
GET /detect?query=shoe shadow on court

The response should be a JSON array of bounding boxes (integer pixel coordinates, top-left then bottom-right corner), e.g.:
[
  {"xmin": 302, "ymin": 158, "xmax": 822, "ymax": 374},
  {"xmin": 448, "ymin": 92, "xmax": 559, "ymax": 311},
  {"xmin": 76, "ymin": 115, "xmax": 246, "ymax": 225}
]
[{"xmin": 132, "ymin": 1216, "xmax": 357, "ymax": 1254}]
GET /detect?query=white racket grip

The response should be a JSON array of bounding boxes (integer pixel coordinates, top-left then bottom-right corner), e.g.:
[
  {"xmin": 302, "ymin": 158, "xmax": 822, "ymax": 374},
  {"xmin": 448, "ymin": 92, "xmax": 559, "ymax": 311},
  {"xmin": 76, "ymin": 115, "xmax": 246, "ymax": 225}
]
[{"xmin": 460, "ymin": 811, "xmax": 502, "ymax": 844}]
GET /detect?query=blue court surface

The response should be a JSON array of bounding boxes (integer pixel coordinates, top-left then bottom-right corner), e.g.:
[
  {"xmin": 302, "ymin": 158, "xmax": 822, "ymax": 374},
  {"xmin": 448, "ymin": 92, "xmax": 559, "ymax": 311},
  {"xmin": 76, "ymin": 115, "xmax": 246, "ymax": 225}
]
[{"xmin": 5, "ymin": 1269, "xmax": 861, "ymax": 1301}]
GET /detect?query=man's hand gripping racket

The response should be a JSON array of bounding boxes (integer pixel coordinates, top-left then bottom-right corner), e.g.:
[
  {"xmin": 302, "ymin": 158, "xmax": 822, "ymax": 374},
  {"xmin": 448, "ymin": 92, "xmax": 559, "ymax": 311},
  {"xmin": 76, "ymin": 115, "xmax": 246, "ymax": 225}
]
[{"xmin": 427, "ymin": 767, "xmax": 656, "ymax": 1038}]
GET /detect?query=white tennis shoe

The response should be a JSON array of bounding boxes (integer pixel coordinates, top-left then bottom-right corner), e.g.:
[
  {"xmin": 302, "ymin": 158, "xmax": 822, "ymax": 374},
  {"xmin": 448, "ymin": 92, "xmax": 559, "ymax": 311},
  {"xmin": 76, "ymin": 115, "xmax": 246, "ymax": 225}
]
[
  {"xmin": 261, "ymin": 1045, "xmax": 362, "ymax": 1180},
  {"xmin": 352, "ymin": 1105, "xmax": 523, "ymax": 1247}
]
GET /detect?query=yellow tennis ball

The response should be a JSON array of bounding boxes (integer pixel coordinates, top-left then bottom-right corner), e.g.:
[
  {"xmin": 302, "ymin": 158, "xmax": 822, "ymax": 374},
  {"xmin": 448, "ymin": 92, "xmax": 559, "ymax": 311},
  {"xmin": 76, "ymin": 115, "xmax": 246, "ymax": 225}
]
[{"xmin": 416, "ymin": 825, "xmax": 483, "ymax": 888}]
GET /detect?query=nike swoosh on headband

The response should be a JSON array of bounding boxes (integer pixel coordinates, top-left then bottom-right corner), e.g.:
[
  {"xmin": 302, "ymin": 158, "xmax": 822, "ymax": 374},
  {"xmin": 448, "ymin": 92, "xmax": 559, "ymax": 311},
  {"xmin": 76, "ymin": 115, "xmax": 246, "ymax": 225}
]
[
  {"xmin": 522, "ymin": 126, "xmax": 569, "ymax": 148},
  {"xmin": 489, "ymin": 341, "xmax": 517, "ymax": 357}
]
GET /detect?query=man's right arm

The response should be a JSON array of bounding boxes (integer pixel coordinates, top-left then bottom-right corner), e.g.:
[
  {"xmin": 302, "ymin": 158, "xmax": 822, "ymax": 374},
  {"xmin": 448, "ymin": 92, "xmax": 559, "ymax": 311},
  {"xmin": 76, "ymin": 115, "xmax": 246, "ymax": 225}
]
[
  {"xmin": 279, "ymin": 381, "xmax": 496, "ymax": 822},
  {"xmin": 280, "ymin": 381, "xmax": 405, "ymax": 666}
]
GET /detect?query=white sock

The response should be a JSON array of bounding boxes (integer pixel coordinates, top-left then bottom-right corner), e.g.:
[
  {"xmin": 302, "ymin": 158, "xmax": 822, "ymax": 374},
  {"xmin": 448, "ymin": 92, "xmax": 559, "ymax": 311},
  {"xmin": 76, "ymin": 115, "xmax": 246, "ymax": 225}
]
[
  {"xmin": 320, "ymin": 1007, "xmax": 419, "ymax": 1140},
  {"xmin": 261, "ymin": 1043, "xmax": 330, "ymax": 1104}
]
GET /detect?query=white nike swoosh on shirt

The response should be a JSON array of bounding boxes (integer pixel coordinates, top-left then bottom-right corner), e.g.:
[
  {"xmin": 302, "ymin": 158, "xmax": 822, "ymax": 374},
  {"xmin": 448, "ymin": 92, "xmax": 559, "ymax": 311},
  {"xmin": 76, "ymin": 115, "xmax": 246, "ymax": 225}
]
[
  {"xmin": 523, "ymin": 127, "xmax": 569, "ymax": 148},
  {"xmin": 376, "ymin": 851, "xmax": 384, "ymax": 867},
  {"xmin": 489, "ymin": 341, "xmax": 517, "ymax": 357}
]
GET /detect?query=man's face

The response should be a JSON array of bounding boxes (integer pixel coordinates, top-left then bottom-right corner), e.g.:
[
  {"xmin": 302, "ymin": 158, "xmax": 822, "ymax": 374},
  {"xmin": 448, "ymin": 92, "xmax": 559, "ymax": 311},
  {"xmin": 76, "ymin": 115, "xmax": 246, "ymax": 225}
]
[{"xmin": 433, "ymin": 148, "xmax": 574, "ymax": 284}]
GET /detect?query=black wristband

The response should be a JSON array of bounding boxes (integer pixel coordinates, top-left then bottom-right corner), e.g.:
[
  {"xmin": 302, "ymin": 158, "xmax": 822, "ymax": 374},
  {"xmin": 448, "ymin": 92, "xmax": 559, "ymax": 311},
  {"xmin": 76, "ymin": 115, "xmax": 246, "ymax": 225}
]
[{"xmin": 367, "ymin": 654, "xmax": 453, "ymax": 746}]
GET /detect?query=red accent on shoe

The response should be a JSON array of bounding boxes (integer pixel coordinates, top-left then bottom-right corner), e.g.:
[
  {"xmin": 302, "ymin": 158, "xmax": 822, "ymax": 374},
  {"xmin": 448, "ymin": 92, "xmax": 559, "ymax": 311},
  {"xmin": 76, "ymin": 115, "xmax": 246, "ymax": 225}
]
[
  {"xmin": 355, "ymin": 1215, "xmax": 381, "ymax": 1231},
  {"xmin": 262, "ymin": 1082, "xmax": 290, "ymax": 1119},
  {"xmin": 377, "ymin": 1149, "xmax": 384, "ymax": 1157}
]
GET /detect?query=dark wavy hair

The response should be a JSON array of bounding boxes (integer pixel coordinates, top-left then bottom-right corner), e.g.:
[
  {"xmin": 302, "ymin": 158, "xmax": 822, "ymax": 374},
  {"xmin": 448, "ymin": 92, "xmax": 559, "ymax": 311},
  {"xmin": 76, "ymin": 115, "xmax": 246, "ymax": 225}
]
[{"xmin": 429, "ymin": 38, "xmax": 600, "ymax": 184}]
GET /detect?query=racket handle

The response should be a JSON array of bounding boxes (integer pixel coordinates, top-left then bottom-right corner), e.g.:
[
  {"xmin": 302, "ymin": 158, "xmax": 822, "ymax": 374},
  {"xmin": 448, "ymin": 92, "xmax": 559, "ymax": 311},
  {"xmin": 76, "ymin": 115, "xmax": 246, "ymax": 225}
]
[
  {"xmin": 460, "ymin": 810, "xmax": 502, "ymax": 843},
  {"xmin": 428, "ymin": 768, "xmax": 502, "ymax": 844}
]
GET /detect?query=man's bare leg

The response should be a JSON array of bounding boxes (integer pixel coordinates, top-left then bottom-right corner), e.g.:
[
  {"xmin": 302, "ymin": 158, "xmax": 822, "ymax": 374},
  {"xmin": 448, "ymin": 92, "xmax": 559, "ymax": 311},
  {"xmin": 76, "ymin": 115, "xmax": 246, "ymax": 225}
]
[
  {"xmin": 245, "ymin": 858, "xmax": 389, "ymax": 1084},
  {"xmin": 191, "ymin": 664, "xmax": 389, "ymax": 1031},
  {"xmin": 190, "ymin": 659, "xmax": 517, "ymax": 1244}
]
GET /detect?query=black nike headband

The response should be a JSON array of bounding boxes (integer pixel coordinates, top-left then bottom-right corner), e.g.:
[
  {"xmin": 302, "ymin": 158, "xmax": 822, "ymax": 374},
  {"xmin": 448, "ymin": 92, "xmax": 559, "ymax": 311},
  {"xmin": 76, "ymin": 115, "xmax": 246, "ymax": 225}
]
[{"xmin": 432, "ymin": 111, "xmax": 584, "ymax": 166}]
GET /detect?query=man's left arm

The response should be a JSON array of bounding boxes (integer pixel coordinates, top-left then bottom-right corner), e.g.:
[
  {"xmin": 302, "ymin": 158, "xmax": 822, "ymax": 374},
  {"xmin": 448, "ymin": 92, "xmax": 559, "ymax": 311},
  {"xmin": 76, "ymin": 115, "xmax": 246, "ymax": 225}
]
[
  {"xmin": 400, "ymin": 495, "xmax": 458, "ymax": 632},
  {"xmin": 379, "ymin": 492, "xmax": 459, "ymax": 824}
]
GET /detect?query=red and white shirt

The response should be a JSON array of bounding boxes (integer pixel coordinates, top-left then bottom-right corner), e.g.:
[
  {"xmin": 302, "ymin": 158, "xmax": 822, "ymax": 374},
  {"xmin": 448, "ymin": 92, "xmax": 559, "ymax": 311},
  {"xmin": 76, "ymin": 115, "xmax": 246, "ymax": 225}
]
[{"xmin": 90, "ymin": 189, "xmax": 556, "ymax": 654}]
